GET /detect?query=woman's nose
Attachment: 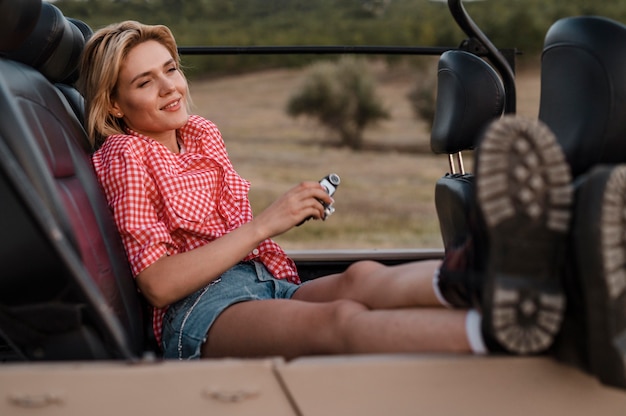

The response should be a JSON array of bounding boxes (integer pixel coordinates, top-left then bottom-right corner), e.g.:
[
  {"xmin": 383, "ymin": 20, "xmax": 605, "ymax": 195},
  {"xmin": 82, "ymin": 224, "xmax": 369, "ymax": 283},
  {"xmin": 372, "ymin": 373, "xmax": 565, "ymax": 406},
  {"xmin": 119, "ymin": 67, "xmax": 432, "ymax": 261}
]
[{"xmin": 159, "ymin": 76, "xmax": 176, "ymax": 94}]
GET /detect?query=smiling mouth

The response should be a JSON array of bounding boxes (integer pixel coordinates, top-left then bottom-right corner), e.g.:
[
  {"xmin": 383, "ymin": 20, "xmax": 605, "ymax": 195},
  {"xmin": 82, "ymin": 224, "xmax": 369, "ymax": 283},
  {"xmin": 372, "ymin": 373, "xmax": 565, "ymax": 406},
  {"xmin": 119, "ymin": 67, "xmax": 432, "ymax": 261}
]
[{"xmin": 162, "ymin": 99, "xmax": 180, "ymax": 110}]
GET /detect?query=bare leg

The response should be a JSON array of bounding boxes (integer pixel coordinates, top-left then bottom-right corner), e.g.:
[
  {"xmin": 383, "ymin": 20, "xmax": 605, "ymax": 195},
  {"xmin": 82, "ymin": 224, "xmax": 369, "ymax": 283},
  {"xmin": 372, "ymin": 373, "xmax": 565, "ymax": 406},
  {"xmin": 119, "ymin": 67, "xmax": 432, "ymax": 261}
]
[
  {"xmin": 294, "ymin": 259, "xmax": 443, "ymax": 309},
  {"xmin": 202, "ymin": 297, "xmax": 470, "ymax": 360}
]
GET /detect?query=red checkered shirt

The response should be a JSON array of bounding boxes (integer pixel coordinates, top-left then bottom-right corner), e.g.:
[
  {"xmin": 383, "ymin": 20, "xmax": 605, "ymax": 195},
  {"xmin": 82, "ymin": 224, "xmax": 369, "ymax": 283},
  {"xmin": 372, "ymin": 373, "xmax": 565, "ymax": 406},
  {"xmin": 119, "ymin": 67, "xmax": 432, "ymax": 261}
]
[{"xmin": 92, "ymin": 115, "xmax": 300, "ymax": 345}]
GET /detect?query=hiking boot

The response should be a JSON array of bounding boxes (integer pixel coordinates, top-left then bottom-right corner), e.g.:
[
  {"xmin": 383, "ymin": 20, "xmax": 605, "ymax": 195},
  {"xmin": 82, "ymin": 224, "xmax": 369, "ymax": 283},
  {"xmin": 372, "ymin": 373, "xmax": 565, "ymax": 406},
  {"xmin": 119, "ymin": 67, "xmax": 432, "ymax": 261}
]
[
  {"xmin": 568, "ymin": 164, "xmax": 626, "ymax": 389},
  {"xmin": 475, "ymin": 116, "xmax": 573, "ymax": 354}
]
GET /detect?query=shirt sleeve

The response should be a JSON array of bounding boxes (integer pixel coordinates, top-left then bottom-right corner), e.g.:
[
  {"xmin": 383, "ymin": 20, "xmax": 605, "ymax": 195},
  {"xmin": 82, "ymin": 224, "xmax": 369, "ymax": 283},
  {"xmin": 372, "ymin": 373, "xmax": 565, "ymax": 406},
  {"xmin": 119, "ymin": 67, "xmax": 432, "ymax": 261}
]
[{"xmin": 95, "ymin": 143, "xmax": 172, "ymax": 276}]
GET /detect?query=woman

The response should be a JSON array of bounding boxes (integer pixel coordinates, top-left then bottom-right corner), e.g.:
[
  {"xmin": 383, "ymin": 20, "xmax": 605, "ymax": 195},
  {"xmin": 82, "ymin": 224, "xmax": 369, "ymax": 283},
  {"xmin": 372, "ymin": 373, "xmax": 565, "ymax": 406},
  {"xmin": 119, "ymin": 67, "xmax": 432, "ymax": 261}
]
[{"xmin": 76, "ymin": 21, "xmax": 500, "ymax": 360}]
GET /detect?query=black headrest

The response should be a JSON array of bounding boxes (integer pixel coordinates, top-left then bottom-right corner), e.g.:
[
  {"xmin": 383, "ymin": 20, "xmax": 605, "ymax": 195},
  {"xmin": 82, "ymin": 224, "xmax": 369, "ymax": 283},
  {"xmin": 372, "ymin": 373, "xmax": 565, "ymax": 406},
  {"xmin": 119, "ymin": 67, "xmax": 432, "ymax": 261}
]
[
  {"xmin": 431, "ymin": 50, "xmax": 505, "ymax": 155},
  {"xmin": 61, "ymin": 18, "xmax": 94, "ymax": 85},
  {"xmin": 4, "ymin": 2, "xmax": 88, "ymax": 84},
  {"xmin": 539, "ymin": 16, "xmax": 626, "ymax": 177},
  {"xmin": 0, "ymin": 0, "xmax": 41, "ymax": 52}
]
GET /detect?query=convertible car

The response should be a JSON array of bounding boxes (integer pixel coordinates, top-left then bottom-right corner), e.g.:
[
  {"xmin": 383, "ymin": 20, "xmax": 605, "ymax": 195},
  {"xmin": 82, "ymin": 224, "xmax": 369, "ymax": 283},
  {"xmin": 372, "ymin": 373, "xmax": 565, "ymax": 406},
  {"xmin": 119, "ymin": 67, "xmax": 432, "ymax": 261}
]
[{"xmin": 1, "ymin": 0, "xmax": 625, "ymax": 414}]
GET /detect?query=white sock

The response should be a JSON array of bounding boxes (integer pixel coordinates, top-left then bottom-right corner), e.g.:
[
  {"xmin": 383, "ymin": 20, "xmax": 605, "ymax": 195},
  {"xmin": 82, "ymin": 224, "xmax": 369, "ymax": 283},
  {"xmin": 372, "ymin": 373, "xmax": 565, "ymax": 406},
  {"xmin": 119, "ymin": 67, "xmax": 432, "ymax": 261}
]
[
  {"xmin": 432, "ymin": 268, "xmax": 454, "ymax": 308},
  {"xmin": 465, "ymin": 309, "xmax": 488, "ymax": 355}
]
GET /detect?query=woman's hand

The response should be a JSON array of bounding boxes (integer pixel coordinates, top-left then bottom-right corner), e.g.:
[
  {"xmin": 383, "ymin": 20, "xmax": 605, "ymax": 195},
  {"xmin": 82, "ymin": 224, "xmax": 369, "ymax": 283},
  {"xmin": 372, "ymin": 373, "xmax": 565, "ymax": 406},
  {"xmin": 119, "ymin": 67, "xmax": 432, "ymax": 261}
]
[{"xmin": 252, "ymin": 181, "xmax": 333, "ymax": 239}]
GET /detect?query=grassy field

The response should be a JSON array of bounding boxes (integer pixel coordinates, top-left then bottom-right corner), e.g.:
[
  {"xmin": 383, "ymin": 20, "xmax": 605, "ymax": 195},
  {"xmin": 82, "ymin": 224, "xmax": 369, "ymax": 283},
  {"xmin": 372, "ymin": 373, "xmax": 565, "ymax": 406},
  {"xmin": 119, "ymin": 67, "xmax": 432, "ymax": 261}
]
[{"xmin": 188, "ymin": 59, "xmax": 541, "ymax": 250}]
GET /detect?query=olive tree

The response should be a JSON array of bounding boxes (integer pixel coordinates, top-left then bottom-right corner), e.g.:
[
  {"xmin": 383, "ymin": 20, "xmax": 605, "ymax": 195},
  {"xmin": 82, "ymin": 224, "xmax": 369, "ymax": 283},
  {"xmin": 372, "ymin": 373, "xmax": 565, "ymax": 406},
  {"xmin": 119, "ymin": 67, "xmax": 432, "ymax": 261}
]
[
  {"xmin": 406, "ymin": 59, "xmax": 438, "ymax": 130},
  {"xmin": 286, "ymin": 57, "xmax": 389, "ymax": 150}
]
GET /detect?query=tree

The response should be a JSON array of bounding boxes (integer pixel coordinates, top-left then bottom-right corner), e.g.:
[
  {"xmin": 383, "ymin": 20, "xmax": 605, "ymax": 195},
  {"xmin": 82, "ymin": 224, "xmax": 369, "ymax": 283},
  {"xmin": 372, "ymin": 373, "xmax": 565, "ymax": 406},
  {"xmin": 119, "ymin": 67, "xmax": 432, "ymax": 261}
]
[
  {"xmin": 286, "ymin": 57, "xmax": 389, "ymax": 150},
  {"xmin": 361, "ymin": 0, "xmax": 392, "ymax": 17},
  {"xmin": 407, "ymin": 61, "xmax": 438, "ymax": 130}
]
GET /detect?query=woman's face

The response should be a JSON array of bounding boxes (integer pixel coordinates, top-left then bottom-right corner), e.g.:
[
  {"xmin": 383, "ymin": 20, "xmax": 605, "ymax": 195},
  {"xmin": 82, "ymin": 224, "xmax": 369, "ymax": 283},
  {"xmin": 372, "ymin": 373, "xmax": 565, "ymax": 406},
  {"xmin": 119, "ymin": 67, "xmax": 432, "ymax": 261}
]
[{"xmin": 111, "ymin": 40, "xmax": 188, "ymax": 144}]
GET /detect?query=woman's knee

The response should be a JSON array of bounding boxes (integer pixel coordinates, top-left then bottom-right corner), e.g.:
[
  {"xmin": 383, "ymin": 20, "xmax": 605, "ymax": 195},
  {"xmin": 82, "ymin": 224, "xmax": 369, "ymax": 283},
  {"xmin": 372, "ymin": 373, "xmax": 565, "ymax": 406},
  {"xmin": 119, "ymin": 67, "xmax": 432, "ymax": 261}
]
[
  {"xmin": 331, "ymin": 260, "xmax": 388, "ymax": 297},
  {"xmin": 340, "ymin": 260, "xmax": 385, "ymax": 285},
  {"xmin": 319, "ymin": 299, "xmax": 369, "ymax": 353}
]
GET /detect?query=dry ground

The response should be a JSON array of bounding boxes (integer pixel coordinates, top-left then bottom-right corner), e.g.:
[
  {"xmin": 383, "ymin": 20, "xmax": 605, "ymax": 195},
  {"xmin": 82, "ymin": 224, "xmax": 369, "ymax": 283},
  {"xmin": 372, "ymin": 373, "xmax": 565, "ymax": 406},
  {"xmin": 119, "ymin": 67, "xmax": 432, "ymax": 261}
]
[{"xmin": 188, "ymin": 60, "xmax": 542, "ymax": 250}]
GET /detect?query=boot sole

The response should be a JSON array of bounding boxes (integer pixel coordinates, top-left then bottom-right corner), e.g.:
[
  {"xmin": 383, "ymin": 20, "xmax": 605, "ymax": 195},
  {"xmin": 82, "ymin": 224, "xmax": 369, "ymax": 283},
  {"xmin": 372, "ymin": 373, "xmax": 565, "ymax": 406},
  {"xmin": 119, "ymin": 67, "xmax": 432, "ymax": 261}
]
[
  {"xmin": 477, "ymin": 116, "xmax": 572, "ymax": 354},
  {"xmin": 576, "ymin": 165, "xmax": 626, "ymax": 388}
]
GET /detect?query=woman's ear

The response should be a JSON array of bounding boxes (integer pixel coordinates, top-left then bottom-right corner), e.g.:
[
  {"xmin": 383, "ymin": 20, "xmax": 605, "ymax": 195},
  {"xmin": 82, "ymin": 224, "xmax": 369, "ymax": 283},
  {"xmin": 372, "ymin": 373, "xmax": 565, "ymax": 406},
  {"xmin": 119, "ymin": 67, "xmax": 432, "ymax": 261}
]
[{"xmin": 110, "ymin": 102, "xmax": 123, "ymax": 118}]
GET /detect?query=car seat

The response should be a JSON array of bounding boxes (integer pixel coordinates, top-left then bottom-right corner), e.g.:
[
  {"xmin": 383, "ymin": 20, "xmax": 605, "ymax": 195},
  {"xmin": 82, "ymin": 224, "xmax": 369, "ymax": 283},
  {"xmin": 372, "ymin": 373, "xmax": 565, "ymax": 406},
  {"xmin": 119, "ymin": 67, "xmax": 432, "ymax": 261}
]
[
  {"xmin": 431, "ymin": 50, "xmax": 505, "ymax": 253},
  {"xmin": 538, "ymin": 15, "xmax": 626, "ymax": 378},
  {"xmin": 0, "ymin": 1, "xmax": 145, "ymax": 360}
]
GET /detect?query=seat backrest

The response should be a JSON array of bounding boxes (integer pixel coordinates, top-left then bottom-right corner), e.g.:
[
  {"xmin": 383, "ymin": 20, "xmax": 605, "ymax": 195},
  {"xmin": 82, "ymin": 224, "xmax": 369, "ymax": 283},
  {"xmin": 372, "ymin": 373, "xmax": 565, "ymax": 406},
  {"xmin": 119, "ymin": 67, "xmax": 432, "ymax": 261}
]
[
  {"xmin": 431, "ymin": 50, "xmax": 505, "ymax": 157},
  {"xmin": 0, "ymin": 1, "xmax": 145, "ymax": 360},
  {"xmin": 539, "ymin": 16, "xmax": 626, "ymax": 178}
]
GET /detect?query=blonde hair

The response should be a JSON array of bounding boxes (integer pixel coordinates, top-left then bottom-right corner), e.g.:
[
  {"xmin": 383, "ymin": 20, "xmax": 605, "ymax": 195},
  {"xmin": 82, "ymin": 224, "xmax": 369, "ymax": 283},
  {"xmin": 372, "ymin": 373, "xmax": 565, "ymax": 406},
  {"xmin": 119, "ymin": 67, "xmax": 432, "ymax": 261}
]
[{"xmin": 77, "ymin": 21, "xmax": 185, "ymax": 149}]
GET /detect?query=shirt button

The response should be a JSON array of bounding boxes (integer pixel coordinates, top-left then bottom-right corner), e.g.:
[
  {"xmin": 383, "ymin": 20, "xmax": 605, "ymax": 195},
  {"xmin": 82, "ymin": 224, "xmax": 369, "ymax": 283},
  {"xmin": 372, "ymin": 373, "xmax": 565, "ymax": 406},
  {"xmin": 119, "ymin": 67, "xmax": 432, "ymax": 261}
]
[{"xmin": 252, "ymin": 248, "xmax": 260, "ymax": 256}]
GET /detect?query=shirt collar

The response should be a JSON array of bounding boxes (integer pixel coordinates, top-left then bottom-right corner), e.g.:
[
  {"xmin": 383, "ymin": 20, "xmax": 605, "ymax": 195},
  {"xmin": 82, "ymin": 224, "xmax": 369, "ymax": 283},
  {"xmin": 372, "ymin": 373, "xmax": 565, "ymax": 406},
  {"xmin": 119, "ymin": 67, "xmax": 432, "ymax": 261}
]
[{"xmin": 123, "ymin": 115, "xmax": 199, "ymax": 147}]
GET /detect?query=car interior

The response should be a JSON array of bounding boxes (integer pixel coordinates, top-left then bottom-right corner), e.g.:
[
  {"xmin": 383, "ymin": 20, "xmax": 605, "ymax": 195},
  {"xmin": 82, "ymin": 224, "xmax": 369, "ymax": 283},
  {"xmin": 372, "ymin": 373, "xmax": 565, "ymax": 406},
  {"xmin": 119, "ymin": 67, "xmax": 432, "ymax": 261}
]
[{"xmin": 1, "ymin": 0, "xmax": 626, "ymax": 368}]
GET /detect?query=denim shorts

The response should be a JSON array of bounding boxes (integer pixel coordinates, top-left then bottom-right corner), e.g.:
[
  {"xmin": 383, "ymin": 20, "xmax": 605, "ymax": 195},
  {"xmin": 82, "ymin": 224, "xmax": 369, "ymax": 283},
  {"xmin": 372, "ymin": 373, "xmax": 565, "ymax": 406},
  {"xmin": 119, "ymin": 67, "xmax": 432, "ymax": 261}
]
[{"xmin": 161, "ymin": 261, "xmax": 300, "ymax": 360}]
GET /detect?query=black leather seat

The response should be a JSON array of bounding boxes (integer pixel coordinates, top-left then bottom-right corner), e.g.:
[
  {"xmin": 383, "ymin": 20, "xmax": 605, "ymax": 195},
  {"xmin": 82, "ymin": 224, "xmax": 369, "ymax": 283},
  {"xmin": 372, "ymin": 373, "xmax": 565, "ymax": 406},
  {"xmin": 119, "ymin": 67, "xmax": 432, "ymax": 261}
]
[
  {"xmin": 538, "ymin": 16, "xmax": 626, "ymax": 379},
  {"xmin": 431, "ymin": 50, "xmax": 505, "ymax": 251},
  {"xmin": 539, "ymin": 16, "xmax": 626, "ymax": 178},
  {"xmin": 0, "ymin": 1, "xmax": 145, "ymax": 360}
]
